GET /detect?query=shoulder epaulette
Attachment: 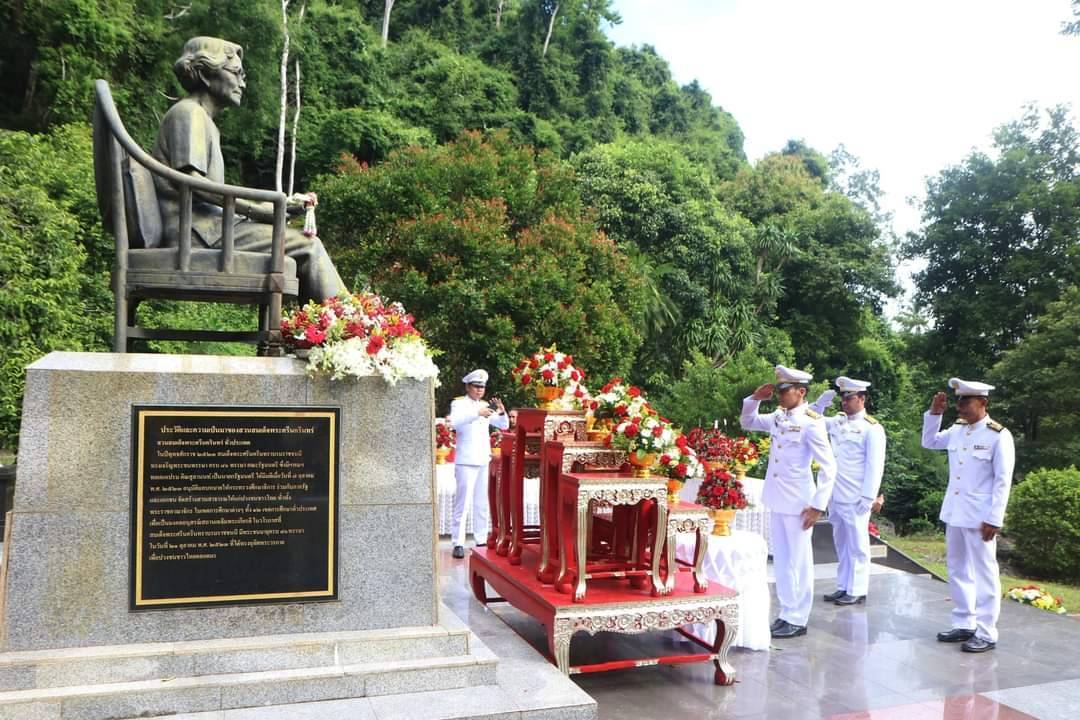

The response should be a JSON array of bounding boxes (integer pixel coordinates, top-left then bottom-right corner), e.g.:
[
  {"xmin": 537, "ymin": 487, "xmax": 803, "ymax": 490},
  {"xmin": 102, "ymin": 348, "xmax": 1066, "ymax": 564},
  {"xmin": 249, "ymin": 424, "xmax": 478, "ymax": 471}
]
[
  {"xmin": 805, "ymin": 409, "xmax": 822, "ymax": 419},
  {"xmin": 865, "ymin": 414, "xmax": 879, "ymax": 425},
  {"xmin": 987, "ymin": 420, "xmax": 1004, "ymax": 432},
  {"xmin": 955, "ymin": 419, "xmax": 969, "ymax": 425},
  {"xmin": 454, "ymin": 395, "xmax": 466, "ymax": 401}
]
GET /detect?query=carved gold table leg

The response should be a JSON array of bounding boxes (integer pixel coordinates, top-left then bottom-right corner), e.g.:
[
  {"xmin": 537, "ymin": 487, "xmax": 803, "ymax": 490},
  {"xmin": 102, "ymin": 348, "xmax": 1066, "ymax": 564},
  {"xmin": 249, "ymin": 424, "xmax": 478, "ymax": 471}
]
[
  {"xmin": 573, "ymin": 501, "xmax": 590, "ymax": 602},
  {"xmin": 650, "ymin": 501, "xmax": 670, "ymax": 596},
  {"xmin": 713, "ymin": 605, "xmax": 739, "ymax": 686},
  {"xmin": 664, "ymin": 524, "xmax": 677, "ymax": 593},
  {"xmin": 692, "ymin": 526, "xmax": 710, "ymax": 592}
]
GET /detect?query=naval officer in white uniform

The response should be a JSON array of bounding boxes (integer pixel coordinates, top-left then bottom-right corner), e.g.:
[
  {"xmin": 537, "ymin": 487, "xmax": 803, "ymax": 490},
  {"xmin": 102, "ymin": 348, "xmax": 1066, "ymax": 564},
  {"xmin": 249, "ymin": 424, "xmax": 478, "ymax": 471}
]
[
  {"xmin": 741, "ymin": 365, "xmax": 837, "ymax": 638},
  {"xmin": 449, "ymin": 369, "xmax": 508, "ymax": 559},
  {"xmin": 922, "ymin": 378, "xmax": 1015, "ymax": 652},
  {"xmin": 812, "ymin": 376, "xmax": 886, "ymax": 606}
]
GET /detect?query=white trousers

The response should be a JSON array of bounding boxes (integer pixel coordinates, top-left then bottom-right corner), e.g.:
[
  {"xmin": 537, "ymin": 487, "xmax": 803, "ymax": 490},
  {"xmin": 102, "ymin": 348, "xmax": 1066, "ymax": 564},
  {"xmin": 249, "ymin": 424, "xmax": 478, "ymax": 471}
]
[
  {"xmin": 451, "ymin": 464, "xmax": 489, "ymax": 547},
  {"xmin": 831, "ymin": 501, "xmax": 872, "ymax": 597},
  {"xmin": 771, "ymin": 511, "xmax": 815, "ymax": 627},
  {"xmin": 946, "ymin": 524, "xmax": 1001, "ymax": 643}
]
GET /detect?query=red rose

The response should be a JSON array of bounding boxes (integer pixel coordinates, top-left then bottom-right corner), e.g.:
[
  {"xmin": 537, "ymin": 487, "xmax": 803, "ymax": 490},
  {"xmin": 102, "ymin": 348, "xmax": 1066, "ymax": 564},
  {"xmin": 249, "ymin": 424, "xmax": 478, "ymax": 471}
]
[
  {"xmin": 366, "ymin": 335, "xmax": 385, "ymax": 355},
  {"xmin": 574, "ymin": 387, "xmax": 584, "ymax": 398},
  {"xmin": 541, "ymin": 369, "xmax": 554, "ymax": 381},
  {"xmin": 628, "ymin": 386, "xmax": 641, "ymax": 398},
  {"xmin": 675, "ymin": 435, "xmax": 688, "ymax": 449},
  {"xmin": 675, "ymin": 463, "xmax": 688, "ymax": 478},
  {"xmin": 623, "ymin": 424, "xmax": 639, "ymax": 438},
  {"xmin": 614, "ymin": 403, "xmax": 628, "ymax": 416},
  {"xmin": 602, "ymin": 383, "xmax": 614, "ymax": 393},
  {"xmin": 544, "ymin": 352, "xmax": 554, "ymax": 362},
  {"xmin": 520, "ymin": 374, "xmax": 532, "ymax": 386},
  {"xmin": 651, "ymin": 425, "xmax": 663, "ymax": 437},
  {"xmin": 660, "ymin": 454, "xmax": 672, "ymax": 465}
]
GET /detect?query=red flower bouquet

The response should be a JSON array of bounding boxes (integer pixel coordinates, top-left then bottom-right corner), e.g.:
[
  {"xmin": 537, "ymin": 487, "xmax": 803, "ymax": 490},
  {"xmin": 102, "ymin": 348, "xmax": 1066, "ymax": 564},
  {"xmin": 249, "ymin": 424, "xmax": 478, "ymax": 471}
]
[{"xmin": 695, "ymin": 468, "xmax": 749, "ymax": 510}]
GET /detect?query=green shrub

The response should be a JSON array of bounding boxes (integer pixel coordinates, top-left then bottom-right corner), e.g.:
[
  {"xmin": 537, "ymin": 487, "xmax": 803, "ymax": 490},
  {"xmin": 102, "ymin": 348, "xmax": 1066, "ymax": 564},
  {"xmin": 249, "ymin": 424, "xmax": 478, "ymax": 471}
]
[
  {"xmin": 904, "ymin": 517, "xmax": 937, "ymax": 536},
  {"xmin": 1006, "ymin": 467, "xmax": 1080, "ymax": 582}
]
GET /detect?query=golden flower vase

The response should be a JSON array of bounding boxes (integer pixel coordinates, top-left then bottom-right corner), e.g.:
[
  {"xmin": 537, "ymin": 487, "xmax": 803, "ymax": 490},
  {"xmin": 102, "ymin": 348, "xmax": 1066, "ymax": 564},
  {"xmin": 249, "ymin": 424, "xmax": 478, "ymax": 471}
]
[
  {"xmin": 534, "ymin": 385, "xmax": 562, "ymax": 410},
  {"xmin": 627, "ymin": 452, "xmax": 657, "ymax": 478},
  {"xmin": 435, "ymin": 447, "xmax": 451, "ymax": 465},
  {"xmin": 709, "ymin": 508, "xmax": 736, "ymax": 536}
]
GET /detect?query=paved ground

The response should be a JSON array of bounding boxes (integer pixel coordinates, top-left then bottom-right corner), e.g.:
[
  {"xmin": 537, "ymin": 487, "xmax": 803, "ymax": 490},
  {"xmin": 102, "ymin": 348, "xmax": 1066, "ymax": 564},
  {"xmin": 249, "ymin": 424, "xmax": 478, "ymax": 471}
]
[{"xmin": 440, "ymin": 540, "xmax": 1080, "ymax": 720}]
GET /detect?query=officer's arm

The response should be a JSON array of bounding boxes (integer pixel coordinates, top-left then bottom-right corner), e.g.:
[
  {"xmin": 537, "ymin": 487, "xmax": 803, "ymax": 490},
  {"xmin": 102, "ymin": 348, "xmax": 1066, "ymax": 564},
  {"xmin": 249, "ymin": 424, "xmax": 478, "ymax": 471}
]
[
  {"xmin": 490, "ymin": 409, "xmax": 509, "ymax": 431},
  {"xmin": 739, "ymin": 397, "xmax": 771, "ymax": 433},
  {"xmin": 921, "ymin": 412, "xmax": 950, "ymax": 450},
  {"xmin": 808, "ymin": 421, "xmax": 837, "ymax": 511},
  {"xmin": 987, "ymin": 429, "xmax": 1015, "ymax": 527},
  {"xmin": 448, "ymin": 399, "xmax": 478, "ymax": 431},
  {"xmin": 862, "ymin": 424, "xmax": 886, "ymax": 500}
]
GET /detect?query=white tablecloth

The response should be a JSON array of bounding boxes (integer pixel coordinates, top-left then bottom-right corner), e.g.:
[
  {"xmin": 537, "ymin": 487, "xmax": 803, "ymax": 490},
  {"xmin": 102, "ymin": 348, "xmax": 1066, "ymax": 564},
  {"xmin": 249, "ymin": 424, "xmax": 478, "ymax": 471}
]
[
  {"xmin": 436, "ymin": 463, "xmax": 541, "ymax": 535},
  {"xmin": 675, "ymin": 529, "xmax": 771, "ymax": 651},
  {"xmin": 680, "ymin": 476, "xmax": 773, "ymax": 554}
]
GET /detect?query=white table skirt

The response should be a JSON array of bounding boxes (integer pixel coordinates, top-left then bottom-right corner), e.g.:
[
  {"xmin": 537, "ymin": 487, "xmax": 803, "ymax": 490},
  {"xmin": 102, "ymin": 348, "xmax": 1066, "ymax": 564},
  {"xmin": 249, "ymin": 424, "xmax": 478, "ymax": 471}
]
[
  {"xmin": 436, "ymin": 463, "xmax": 541, "ymax": 535},
  {"xmin": 680, "ymin": 476, "xmax": 773, "ymax": 554},
  {"xmin": 675, "ymin": 529, "xmax": 771, "ymax": 651}
]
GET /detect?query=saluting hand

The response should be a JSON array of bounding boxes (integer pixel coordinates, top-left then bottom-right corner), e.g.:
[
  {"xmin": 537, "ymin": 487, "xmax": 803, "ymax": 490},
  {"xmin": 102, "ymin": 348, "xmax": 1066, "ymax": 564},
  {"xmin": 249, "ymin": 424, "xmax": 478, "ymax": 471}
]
[
  {"xmin": 493, "ymin": 398, "xmax": 506, "ymax": 414},
  {"xmin": 929, "ymin": 392, "xmax": 948, "ymax": 415},
  {"xmin": 752, "ymin": 383, "xmax": 775, "ymax": 401}
]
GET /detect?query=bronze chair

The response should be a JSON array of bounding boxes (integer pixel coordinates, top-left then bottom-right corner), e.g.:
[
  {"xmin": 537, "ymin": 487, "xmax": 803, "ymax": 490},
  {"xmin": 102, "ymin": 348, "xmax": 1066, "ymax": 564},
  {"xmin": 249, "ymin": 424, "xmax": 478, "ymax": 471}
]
[{"xmin": 91, "ymin": 79, "xmax": 299, "ymax": 355}]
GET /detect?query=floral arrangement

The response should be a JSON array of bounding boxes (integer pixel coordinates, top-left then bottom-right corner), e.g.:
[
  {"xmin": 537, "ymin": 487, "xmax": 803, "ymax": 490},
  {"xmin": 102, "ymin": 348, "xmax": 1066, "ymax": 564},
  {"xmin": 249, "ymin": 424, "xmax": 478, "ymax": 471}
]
[
  {"xmin": 607, "ymin": 414, "xmax": 676, "ymax": 459},
  {"xmin": 1005, "ymin": 585, "xmax": 1067, "ymax": 614},
  {"xmin": 281, "ymin": 291, "xmax": 440, "ymax": 385},
  {"xmin": 868, "ymin": 521, "xmax": 880, "ymax": 538},
  {"xmin": 695, "ymin": 468, "xmax": 749, "ymax": 510},
  {"xmin": 687, "ymin": 427, "xmax": 735, "ymax": 463},
  {"xmin": 657, "ymin": 434, "xmax": 704, "ymax": 481},
  {"xmin": 730, "ymin": 436, "xmax": 760, "ymax": 469},
  {"xmin": 511, "ymin": 344, "xmax": 584, "ymax": 392},
  {"xmin": 435, "ymin": 420, "xmax": 455, "ymax": 450},
  {"xmin": 589, "ymin": 377, "xmax": 652, "ymax": 421}
]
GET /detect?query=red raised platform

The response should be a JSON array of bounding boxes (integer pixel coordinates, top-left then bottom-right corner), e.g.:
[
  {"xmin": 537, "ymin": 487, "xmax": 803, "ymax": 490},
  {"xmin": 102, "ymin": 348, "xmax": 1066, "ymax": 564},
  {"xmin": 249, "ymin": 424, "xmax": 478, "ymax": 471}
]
[{"xmin": 469, "ymin": 545, "xmax": 739, "ymax": 684}]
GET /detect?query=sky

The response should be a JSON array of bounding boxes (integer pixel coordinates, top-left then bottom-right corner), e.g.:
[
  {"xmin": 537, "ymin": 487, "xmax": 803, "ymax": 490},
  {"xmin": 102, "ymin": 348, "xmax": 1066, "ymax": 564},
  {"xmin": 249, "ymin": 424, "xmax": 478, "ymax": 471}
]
[{"xmin": 605, "ymin": 0, "xmax": 1080, "ymax": 308}]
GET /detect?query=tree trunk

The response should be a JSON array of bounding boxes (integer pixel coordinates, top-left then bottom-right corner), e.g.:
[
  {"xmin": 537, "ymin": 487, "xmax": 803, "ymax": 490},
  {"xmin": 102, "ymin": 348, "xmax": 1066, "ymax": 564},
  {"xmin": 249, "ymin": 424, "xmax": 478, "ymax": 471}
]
[
  {"xmin": 287, "ymin": 4, "xmax": 306, "ymax": 197},
  {"xmin": 542, "ymin": 2, "xmax": 559, "ymax": 57},
  {"xmin": 496, "ymin": 0, "xmax": 505, "ymax": 29},
  {"xmin": 382, "ymin": 0, "xmax": 395, "ymax": 48},
  {"xmin": 276, "ymin": 0, "xmax": 291, "ymax": 193}
]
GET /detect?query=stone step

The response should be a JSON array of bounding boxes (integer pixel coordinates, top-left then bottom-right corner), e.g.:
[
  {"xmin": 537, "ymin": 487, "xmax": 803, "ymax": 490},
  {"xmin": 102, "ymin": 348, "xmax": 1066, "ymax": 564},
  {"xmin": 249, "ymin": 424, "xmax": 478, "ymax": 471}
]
[
  {"xmin": 0, "ymin": 626, "xmax": 471, "ymax": 692},
  {"xmin": 0, "ymin": 643, "xmax": 498, "ymax": 720}
]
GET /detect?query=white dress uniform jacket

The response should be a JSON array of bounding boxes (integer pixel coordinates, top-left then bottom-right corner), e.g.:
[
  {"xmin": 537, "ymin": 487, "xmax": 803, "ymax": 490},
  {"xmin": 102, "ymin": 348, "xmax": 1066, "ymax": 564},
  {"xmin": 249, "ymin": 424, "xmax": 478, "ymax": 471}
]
[
  {"xmin": 921, "ymin": 413, "xmax": 1015, "ymax": 528},
  {"xmin": 826, "ymin": 411, "xmax": 886, "ymax": 506},
  {"xmin": 741, "ymin": 398, "xmax": 837, "ymax": 514},
  {"xmin": 450, "ymin": 397, "xmax": 509, "ymax": 466}
]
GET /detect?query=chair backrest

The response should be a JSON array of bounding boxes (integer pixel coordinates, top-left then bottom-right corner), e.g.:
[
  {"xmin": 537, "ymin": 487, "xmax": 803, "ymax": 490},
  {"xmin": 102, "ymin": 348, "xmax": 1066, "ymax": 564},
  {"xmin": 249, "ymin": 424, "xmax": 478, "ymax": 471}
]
[{"xmin": 92, "ymin": 95, "xmax": 161, "ymax": 249}]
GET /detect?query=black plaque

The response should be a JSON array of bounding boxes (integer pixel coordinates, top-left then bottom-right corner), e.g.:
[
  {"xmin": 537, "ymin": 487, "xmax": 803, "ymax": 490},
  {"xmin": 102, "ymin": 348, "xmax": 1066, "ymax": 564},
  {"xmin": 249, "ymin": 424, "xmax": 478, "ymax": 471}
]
[{"xmin": 130, "ymin": 405, "xmax": 339, "ymax": 610}]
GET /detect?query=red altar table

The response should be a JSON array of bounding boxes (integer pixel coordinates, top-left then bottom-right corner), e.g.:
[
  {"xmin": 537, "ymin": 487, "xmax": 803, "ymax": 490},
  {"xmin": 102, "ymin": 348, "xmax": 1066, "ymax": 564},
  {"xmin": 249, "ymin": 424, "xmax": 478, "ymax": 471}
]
[{"xmin": 470, "ymin": 546, "xmax": 739, "ymax": 683}]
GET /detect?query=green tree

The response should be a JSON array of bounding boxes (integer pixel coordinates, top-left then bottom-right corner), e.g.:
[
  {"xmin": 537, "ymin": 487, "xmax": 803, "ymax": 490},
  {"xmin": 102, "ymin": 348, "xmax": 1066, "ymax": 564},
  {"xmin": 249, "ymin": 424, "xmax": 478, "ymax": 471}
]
[
  {"xmin": 991, "ymin": 285, "xmax": 1080, "ymax": 471},
  {"xmin": 315, "ymin": 130, "xmax": 648, "ymax": 410},
  {"xmin": 904, "ymin": 105, "xmax": 1080, "ymax": 379}
]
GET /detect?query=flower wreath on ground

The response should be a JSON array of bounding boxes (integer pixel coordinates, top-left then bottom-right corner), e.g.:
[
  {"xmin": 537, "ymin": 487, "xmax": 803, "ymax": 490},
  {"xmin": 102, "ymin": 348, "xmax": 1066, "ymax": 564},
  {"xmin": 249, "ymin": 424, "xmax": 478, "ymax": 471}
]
[
  {"xmin": 1005, "ymin": 585, "xmax": 1067, "ymax": 614},
  {"xmin": 695, "ymin": 468, "xmax": 750, "ymax": 510},
  {"xmin": 281, "ymin": 291, "xmax": 440, "ymax": 385}
]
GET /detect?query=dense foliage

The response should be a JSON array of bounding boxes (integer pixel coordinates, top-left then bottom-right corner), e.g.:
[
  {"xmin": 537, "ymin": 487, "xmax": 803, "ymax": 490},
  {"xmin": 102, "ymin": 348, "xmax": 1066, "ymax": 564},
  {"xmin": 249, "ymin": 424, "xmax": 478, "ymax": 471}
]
[
  {"xmin": 1006, "ymin": 467, "xmax": 1080, "ymax": 582},
  {"xmin": 1, "ymin": 0, "xmax": 1078, "ymax": 549}
]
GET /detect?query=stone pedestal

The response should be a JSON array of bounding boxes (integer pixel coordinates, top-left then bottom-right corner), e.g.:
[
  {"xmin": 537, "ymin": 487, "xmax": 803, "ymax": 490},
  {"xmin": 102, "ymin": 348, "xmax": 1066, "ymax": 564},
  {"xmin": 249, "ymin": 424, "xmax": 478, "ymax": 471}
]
[{"xmin": 0, "ymin": 352, "xmax": 494, "ymax": 718}]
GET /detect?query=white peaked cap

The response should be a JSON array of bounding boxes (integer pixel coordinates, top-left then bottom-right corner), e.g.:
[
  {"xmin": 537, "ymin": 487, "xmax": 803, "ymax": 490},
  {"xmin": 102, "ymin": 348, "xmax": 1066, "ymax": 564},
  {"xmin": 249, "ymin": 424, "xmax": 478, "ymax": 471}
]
[
  {"xmin": 835, "ymin": 376, "xmax": 871, "ymax": 394},
  {"xmin": 775, "ymin": 364, "xmax": 812, "ymax": 385},
  {"xmin": 948, "ymin": 378, "xmax": 994, "ymax": 397},
  {"xmin": 462, "ymin": 369, "xmax": 489, "ymax": 386}
]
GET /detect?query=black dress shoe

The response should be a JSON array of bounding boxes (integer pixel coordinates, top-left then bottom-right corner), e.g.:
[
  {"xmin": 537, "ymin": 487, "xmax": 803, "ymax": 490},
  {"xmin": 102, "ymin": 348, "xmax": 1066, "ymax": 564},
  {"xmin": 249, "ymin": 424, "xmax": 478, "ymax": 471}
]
[
  {"xmin": 475, "ymin": 542, "xmax": 487, "ymax": 548},
  {"xmin": 834, "ymin": 593, "xmax": 866, "ymax": 606},
  {"xmin": 961, "ymin": 637, "xmax": 996, "ymax": 653},
  {"xmin": 451, "ymin": 545, "xmax": 465, "ymax": 559},
  {"xmin": 937, "ymin": 628, "xmax": 975, "ymax": 643},
  {"xmin": 771, "ymin": 621, "xmax": 807, "ymax": 639},
  {"xmin": 770, "ymin": 618, "xmax": 786, "ymax": 632},
  {"xmin": 824, "ymin": 589, "xmax": 847, "ymax": 602}
]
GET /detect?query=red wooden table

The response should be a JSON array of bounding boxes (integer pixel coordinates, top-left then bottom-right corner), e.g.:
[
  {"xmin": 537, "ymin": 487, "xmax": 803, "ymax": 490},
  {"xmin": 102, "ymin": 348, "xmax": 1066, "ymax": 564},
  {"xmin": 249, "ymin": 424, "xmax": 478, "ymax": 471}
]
[{"xmin": 470, "ymin": 546, "xmax": 739, "ymax": 683}]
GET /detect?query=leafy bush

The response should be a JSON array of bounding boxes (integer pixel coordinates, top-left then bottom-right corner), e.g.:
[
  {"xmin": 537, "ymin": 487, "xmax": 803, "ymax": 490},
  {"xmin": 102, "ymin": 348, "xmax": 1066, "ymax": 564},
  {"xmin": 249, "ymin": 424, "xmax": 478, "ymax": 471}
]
[{"xmin": 1007, "ymin": 467, "xmax": 1080, "ymax": 582}]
